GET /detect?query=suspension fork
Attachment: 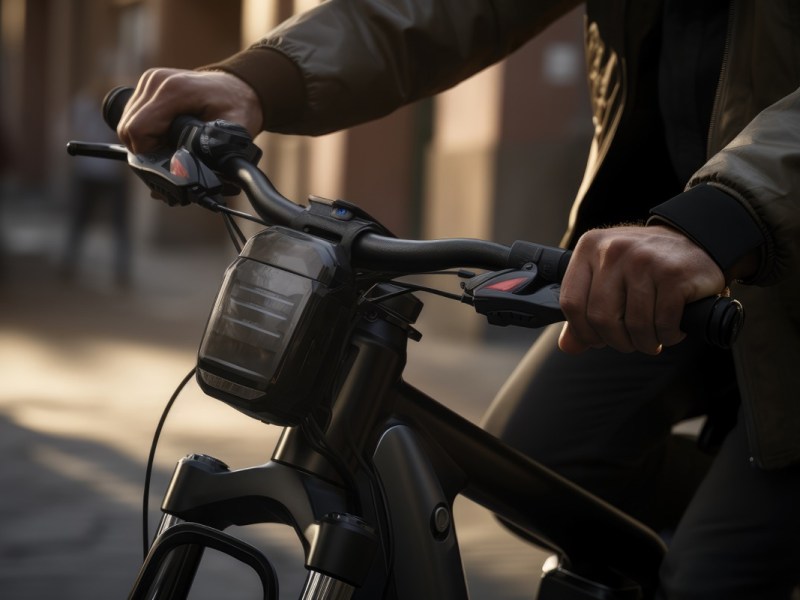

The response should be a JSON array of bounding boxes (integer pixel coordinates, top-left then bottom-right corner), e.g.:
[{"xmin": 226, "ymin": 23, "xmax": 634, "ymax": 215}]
[
  {"xmin": 128, "ymin": 445, "xmax": 381, "ymax": 599},
  {"xmin": 133, "ymin": 520, "xmax": 203, "ymax": 600},
  {"xmin": 129, "ymin": 455, "xmax": 233, "ymax": 600}
]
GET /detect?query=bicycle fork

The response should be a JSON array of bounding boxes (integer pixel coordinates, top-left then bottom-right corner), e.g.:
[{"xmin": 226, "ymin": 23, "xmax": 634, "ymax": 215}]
[{"xmin": 128, "ymin": 454, "xmax": 378, "ymax": 600}]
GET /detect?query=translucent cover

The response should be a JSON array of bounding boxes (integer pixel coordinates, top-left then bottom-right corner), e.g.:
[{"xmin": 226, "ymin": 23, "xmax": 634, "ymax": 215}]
[
  {"xmin": 199, "ymin": 258, "xmax": 311, "ymax": 390},
  {"xmin": 196, "ymin": 228, "xmax": 353, "ymax": 425}
]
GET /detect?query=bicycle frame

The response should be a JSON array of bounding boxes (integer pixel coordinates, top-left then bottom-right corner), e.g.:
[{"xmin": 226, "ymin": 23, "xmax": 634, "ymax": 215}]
[{"xmin": 128, "ymin": 278, "xmax": 665, "ymax": 600}]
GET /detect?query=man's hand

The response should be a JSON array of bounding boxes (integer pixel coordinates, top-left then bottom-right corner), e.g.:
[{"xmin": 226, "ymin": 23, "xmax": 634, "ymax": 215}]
[
  {"xmin": 117, "ymin": 68, "xmax": 263, "ymax": 154},
  {"xmin": 558, "ymin": 225, "xmax": 726, "ymax": 355}
]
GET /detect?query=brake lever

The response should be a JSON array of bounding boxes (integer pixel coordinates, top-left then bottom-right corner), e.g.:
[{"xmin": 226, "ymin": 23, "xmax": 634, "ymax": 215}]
[
  {"xmin": 67, "ymin": 139, "xmax": 231, "ymax": 207},
  {"xmin": 461, "ymin": 267, "xmax": 743, "ymax": 349},
  {"xmin": 461, "ymin": 266, "xmax": 564, "ymax": 329},
  {"xmin": 66, "ymin": 141, "xmax": 129, "ymax": 161}
]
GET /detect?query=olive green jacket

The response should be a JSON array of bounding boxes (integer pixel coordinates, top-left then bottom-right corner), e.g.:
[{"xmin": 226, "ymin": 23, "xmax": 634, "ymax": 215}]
[{"xmin": 216, "ymin": 0, "xmax": 800, "ymax": 468}]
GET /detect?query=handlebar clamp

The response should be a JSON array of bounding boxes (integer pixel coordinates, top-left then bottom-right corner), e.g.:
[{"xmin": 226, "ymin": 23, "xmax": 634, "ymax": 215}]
[
  {"xmin": 289, "ymin": 196, "xmax": 395, "ymax": 262},
  {"xmin": 177, "ymin": 119, "xmax": 262, "ymax": 168}
]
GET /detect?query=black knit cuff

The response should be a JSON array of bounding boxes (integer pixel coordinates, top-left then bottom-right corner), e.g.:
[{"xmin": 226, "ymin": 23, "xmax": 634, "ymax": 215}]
[
  {"xmin": 201, "ymin": 46, "xmax": 306, "ymax": 132},
  {"xmin": 648, "ymin": 184, "xmax": 764, "ymax": 274}
]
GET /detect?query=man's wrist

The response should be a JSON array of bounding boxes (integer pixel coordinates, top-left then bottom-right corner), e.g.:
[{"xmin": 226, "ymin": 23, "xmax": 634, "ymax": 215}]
[
  {"xmin": 202, "ymin": 47, "xmax": 306, "ymax": 132},
  {"xmin": 647, "ymin": 183, "xmax": 765, "ymax": 281}
]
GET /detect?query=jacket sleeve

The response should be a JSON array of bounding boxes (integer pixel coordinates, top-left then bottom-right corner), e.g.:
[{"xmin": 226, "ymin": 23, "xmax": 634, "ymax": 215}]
[
  {"xmin": 207, "ymin": 0, "xmax": 582, "ymax": 135},
  {"xmin": 649, "ymin": 85, "xmax": 800, "ymax": 286}
]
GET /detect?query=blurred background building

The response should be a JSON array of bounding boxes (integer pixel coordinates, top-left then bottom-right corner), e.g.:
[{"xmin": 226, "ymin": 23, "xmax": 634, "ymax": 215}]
[
  {"xmin": 0, "ymin": 2, "xmax": 596, "ymax": 598},
  {"xmin": 1, "ymin": 0, "xmax": 590, "ymax": 337}
]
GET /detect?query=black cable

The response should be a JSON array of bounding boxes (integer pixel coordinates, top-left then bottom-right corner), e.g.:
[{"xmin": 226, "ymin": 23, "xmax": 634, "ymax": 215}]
[
  {"xmin": 302, "ymin": 416, "xmax": 363, "ymax": 515},
  {"xmin": 226, "ymin": 213, "xmax": 248, "ymax": 246},
  {"xmin": 212, "ymin": 202, "xmax": 268, "ymax": 226},
  {"xmin": 357, "ymin": 269, "xmax": 480, "ymax": 306},
  {"xmin": 346, "ymin": 426, "xmax": 395, "ymax": 579},
  {"xmin": 376, "ymin": 282, "xmax": 463, "ymax": 303},
  {"xmin": 222, "ymin": 213, "xmax": 245, "ymax": 252},
  {"xmin": 142, "ymin": 367, "xmax": 196, "ymax": 560},
  {"xmin": 371, "ymin": 457, "xmax": 397, "ymax": 599}
]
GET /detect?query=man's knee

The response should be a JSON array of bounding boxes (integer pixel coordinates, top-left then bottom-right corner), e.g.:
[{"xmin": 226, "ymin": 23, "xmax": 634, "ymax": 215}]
[{"xmin": 658, "ymin": 552, "xmax": 797, "ymax": 600}]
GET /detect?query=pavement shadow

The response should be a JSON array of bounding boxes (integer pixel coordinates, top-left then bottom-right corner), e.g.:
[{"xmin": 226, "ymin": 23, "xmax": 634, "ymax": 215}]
[{"xmin": 0, "ymin": 413, "xmax": 310, "ymax": 599}]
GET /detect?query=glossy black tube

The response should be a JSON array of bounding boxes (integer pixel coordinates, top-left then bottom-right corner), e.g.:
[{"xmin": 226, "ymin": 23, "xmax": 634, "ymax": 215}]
[
  {"xmin": 228, "ymin": 157, "xmax": 305, "ymax": 226},
  {"xmin": 393, "ymin": 380, "xmax": 667, "ymax": 596},
  {"xmin": 352, "ymin": 234, "xmax": 511, "ymax": 272}
]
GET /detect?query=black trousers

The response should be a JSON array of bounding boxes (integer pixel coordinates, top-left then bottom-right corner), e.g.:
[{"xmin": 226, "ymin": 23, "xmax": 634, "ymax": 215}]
[{"xmin": 482, "ymin": 325, "xmax": 800, "ymax": 599}]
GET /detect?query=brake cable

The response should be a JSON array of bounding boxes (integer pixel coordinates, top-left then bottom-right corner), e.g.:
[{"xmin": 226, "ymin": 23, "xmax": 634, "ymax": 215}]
[{"xmin": 142, "ymin": 367, "xmax": 196, "ymax": 560}]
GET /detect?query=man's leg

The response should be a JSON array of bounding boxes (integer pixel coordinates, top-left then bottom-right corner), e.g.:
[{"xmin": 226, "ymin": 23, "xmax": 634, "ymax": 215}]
[
  {"xmin": 659, "ymin": 417, "xmax": 800, "ymax": 599},
  {"xmin": 482, "ymin": 324, "xmax": 731, "ymax": 532}
]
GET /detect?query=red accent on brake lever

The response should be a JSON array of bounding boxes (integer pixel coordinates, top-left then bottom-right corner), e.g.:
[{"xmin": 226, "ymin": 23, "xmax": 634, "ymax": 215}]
[
  {"xmin": 484, "ymin": 276, "xmax": 530, "ymax": 293},
  {"xmin": 170, "ymin": 153, "xmax": 191, "ymax": 179}
]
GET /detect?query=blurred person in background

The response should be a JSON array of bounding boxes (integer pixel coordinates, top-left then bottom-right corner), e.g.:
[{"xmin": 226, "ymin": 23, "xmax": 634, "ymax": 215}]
[
  {"xmin": 62, "ymin": 80, "xmax": 131, "ymax": 287},
  {"xmin": 114, "ymin": 1, "xmax": 800, "ymax": 597},
  {"xmin": 0, "ymin": 108, "xmax": 10, "ymax": 276}
]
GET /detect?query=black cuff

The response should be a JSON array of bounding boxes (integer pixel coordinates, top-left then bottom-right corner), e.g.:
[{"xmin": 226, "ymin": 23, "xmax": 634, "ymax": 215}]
[
  {"xmin": 648, "ymin": 184, "xmax": 764, "ymax": 274},
  {"xmin": 202, "ymin": 47, "xmax": 307, "ymax": 132}
]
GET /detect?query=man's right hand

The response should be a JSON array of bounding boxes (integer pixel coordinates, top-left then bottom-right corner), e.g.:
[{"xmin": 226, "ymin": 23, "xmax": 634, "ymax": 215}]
[
  {"xmin": 558, "ymin": 225, "xmax": 727, "ymax": 355},
  {"xmin": 117, "ymin": 68, "xmax": 263, "ymax": 154}
]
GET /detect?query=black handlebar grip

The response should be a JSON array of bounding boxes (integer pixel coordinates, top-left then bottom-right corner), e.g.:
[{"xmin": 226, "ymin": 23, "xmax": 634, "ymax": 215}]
[
  {"xmin": 102, "ymin": 86, "xmax": 134, "ymax": 130},
  {"xmin": 509, "ymin": 241, "xmax": 742, "ymax": 348},
  {"xmin": 680, "ymin": 296, "xmax": 743, "ymax": 349},
  {"xmin": 509, "ymin": 241, "xmax": 572, "ymax": 282},
  {"xmin": 101, "ymin": 85, "xmax": 204, "ymax": 149},
  {"xmin": 167, "ymin": 115, "xmax": 205, "ymax": 149}
]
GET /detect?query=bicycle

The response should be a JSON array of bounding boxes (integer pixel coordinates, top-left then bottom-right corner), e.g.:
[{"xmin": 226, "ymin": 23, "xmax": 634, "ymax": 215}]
[{"xmin": 65, "ymin": 86, "xmax": 743, "ymax": 600}]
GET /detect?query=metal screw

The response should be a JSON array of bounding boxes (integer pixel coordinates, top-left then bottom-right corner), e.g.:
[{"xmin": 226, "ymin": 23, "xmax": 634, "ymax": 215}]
[{"xmin": 431, "ymin": 505, "xmax": 450, "ymax": 537}]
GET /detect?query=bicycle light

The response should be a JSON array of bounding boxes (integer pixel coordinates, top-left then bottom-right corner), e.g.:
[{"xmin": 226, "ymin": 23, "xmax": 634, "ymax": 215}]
[{"xmin": 197, "ymin": 227, "xmax": 354, "ymax": 426}]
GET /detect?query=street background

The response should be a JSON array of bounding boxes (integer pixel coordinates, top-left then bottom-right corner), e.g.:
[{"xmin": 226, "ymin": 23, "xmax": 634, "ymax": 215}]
[
  {"xmin": 0, "ymin": 2, "xmax": 591, "ymax": 598},
  {"xmin": 1, "ymin": 192, "xmax": 551, "ymax": 599}
]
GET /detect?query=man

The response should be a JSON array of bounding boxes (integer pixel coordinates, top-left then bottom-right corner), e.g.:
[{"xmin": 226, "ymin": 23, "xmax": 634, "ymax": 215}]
[{"xmin": 117, "ymin": 1, "xmax": 800, "ymax": 596}]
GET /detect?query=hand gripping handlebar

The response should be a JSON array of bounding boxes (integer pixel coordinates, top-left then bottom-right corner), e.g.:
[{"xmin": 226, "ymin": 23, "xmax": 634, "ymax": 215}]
[{"xmin": 101, "ymin": 86, "xmax": 743, "ymax": 349}]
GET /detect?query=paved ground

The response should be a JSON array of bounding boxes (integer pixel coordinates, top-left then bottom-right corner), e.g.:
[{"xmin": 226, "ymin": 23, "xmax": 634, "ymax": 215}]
[{"xmin": 1, "ymin": 203, "xmax": 551, "ymax": 599}]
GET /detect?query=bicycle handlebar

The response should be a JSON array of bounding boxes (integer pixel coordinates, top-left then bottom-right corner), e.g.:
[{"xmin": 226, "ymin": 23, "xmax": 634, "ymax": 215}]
[{"xmin": 100, "ymin": 86, "xmax": 743, "ymax": 349}]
